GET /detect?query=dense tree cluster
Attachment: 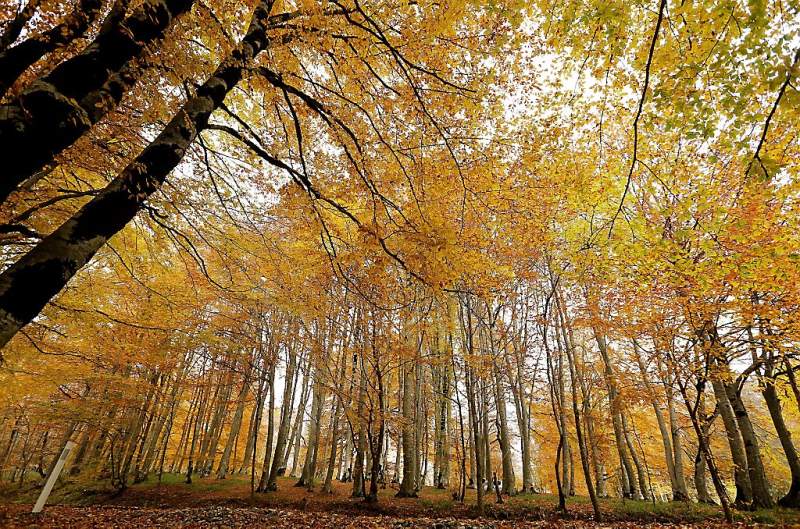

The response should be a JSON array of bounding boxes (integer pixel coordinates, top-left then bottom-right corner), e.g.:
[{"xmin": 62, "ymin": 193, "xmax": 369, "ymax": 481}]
[{"xmin": 0, "ymin": 0, "xmax": 799, "ymax": 523}]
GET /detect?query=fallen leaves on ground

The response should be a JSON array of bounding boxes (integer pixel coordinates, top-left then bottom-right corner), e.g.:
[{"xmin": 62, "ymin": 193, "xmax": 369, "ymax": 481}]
[{"xmin": 0, "ymin": 505, "xmax": 786, "ymax": 529}]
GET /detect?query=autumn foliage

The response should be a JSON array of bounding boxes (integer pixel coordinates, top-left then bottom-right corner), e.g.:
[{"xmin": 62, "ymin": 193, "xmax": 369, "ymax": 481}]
[{"xmin": 0, "ymin": 0, "xmax": 799, "ymax": 526}]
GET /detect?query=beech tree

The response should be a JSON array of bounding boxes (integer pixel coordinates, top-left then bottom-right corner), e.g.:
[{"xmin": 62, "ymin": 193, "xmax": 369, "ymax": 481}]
[{"xmin": 1, "ymin": 0, "xmax": 800, "ymax": 522}]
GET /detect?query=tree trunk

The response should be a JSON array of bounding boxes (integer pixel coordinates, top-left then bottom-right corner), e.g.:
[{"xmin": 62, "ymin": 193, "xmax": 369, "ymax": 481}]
[
  {"xmin": 725, "ymin": 380, "xmax": 773, "ymax": 508},
  {"xmin": 762, "ymin": 370, "xmax": 800, "ymax": 507},
  {"xmin": 286, "ymin": 360, "xmax": 311, "ymax": 476},
  {"xmin": 217, "ymin": 362, "xmax": 251, "ymax": 479},
  {"xmin": 556, "ymin": 340, "xmax": 573, "ymax": 498},
  {"xmin": 434, "ymin": 360, "xmax": 450, "ymax": 489},
  {"xmin": 635, "ymin": 343, "xmax": 687, "ymax": 500},
  {"xmin": 678, "ymin": 379, "xmax": 733, "ymax": 522},
  {"xmin": 665, "ymin": 380, "xmax": 690, "ymax": 501},
  {"xmin": 694, "ymin": 389, "xmax": 715, "ymax": 504},
  {"xmin": 297, "ymin": 370, "xmax": 324, "ymax": 489},
  {"xmin": 352, "ymin": 361, "xmax": 367, "ymax": 498},
  {"xmin": 481, "ymin": 380, "xmax": 491, "ymax": 494},
  {"xmin": 0, "ymin": 0, "xmax": 196, "ymax": 202},
  {"xmin": 594, "ymin": 331, "xmax": 637, "ymax": 499},
  {"xmin": 323, "ymin": 349, "xmax": 348, "ymax": 493},
  {"xmin": 397, "ymin": 359, "xmax": 418, "ymax": 498},
  {"xmin": 466, "ymin": 368, "xmax": 484, "ymax": 515},
  {"xmin": 556, "ymin": 291, "xmax": 601, "ymax": 520},
  {"xmin": 0, "ymin": 0, "xmax": 108, "ymax": 98},
  {"xmin": 622, "ymin": 413, "xmax": 649, "ymax": 500},
  {"xmin": 0, "ymin": 0, "xmax": 41, "ymax": 53},
  {"xmin": 239, "ymin": 357, "xmax": 268, "ymax": 475},
  {"xmin": 200, "ymin": 370, "xmax": 234, "ymax": 476},
  {"xmin": 265, "ymin": 338, "xmax": 298, "ymax": 490},
  {"xmin": 364, "ymin": 326, "xmax": 387, "ymax": 503},
  {"xmin": 257, "ymin": 360, "xmax": 277, "ymax": 492},
  {"xmin": 0, "ymin": 0, "xmax": 277, "ymax": 349},
  {"xmin": 508, "ymin": 348, "xmax": 533, "ymax": 492},
  {"xmin": 545, "ymin": 325, "xmax": 566, "ymax": 512},
  {"xmin": 489, "ymin": 320, "xmax": 516, "ymax": 496}
]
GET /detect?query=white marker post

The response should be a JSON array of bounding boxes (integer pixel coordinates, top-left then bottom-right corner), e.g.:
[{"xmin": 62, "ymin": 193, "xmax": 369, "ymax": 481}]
[{"xmin": 32, "ymin": 440, "xmax": 75, "ymax": 513}]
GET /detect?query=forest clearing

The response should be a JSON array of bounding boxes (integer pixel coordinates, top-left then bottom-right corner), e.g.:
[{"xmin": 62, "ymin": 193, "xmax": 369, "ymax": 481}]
[{"xmin": 1, "ymin": 0, "xmax": 800, "ymax": 527}]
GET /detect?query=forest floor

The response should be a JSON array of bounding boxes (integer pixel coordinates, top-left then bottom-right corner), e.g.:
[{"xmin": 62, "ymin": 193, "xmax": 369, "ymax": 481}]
[{"xmin": 1, "ymin": 474, "xmax": 798, "ymax": 527}]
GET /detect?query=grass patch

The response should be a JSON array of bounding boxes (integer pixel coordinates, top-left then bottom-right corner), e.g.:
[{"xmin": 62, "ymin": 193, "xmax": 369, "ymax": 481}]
[{"xmin": 419, "ymin": 497, "xmax": 454, "ymax": 511}]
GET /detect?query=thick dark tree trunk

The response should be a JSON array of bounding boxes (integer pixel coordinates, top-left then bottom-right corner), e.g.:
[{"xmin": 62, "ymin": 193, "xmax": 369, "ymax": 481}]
[
  {"xmin": 0, "ymin": 0, "xmax": 276, "ymax": 349},
  {"xmin": 0, "ymin": 0, "xmax": 40, "ymax": 53},
  {"xmin": 0, "ymin": 0, "xmax": 108, "ymax": 98},
  {"xmin": 0, "ymin": 0, "xmax": 197, "ymax": 203}
]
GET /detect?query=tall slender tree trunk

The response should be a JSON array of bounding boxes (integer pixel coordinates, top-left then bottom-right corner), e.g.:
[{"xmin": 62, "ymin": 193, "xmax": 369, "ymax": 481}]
[
  {"xmin": 266, "ymin": 339, "xmax": 298, "ymax": 490},
  {"xmin": 239, "ymin": 357, "xmax": 268, "ymax": 475},
  {"xmin": 761, "ymin": 367, "xmax": 800, "ymax": 507},
  {"xmin": 508, "ymin": 347, "xmax": 534, "ymax": 492},
  {"xmin": 461, "ymin": 300, "xmax": 484, "ymax": 515},
  {"xmin": 323, "ymin": 348, "xmax": 348, "ymax": 493},
  {"xmin": 665, "ymin": 374, "xmax": 690, "ymax": 501},
  {"xmin": 257, "ymin": 361, "xmax": 277, "ymax": 492},
  {"xmin": 622, "ymin": 413, "xmax": 649, "ymax": 500},
  {"xmin": 465, "ymin": 368, "xmax": 484, "ymax": 515},
  {"xmin": 286, "ymin": 360, "xmax": 311, "ymax": 476},
  {"xmin": 694, "ymin": 388, "xmax": 715, "ymax": 504},
  {"xmin": 556, "ymin": 291, "xmax": 601, "ymax": 520},
  {"xmin": 594, "ymin": 331, "xmax": 637, "ymax": 498},
  {"xmin": 434, "ymin": 357, "xmax": 451, "ymax": 489},
  {"xmin": 217, "ymin": 361, "xmax": 251, "ymax": 479},
  {"xmin": 486, "ymin": 305, "xmax": 516, "ymax": 496},
  {"xmin": 725, "ymin": 380, "xmax": 773, "ymax": 508},
  {"xmin": 297, "ymin": 369, "xmax": 324, "ymax": 490},
  {"xmin": 635, "ymin": 343, "xmax": 687, "ymax": 500},
  {"xmin": 545, "ymin": 324, "xmax": 567, "ymax": 512},
  {"xmin": 397, "ymin": 359, "xmax": 418, "ymax": 498},
  {"xmin": 494, "ymin": 366, "xmax": 516, "ymax": 496},
  {"xmin": 677, "ymin": 379, "xmax": 733, "ymax": 522}
]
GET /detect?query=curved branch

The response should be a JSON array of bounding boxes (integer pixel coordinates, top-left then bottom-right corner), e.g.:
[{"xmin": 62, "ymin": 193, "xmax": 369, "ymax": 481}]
[{"xmin": 608, "ymin": 0, "xmax": 667, "ymax": 237}]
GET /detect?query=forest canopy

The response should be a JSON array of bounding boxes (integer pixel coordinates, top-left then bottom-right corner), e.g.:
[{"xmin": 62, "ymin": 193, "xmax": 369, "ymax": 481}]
[{"xmin": 0, "ymin": 0, "xmax": 799, "ymax": 525}]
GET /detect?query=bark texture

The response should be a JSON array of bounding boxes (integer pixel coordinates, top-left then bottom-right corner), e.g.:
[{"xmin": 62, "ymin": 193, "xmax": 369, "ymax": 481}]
[
  {"xmin": 0, "ymin": 0, "xmax": 276, "ymax": 349},
  {"xmin": 0, "ymin": 0, "xmax": 195, "ymax": 203}
]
